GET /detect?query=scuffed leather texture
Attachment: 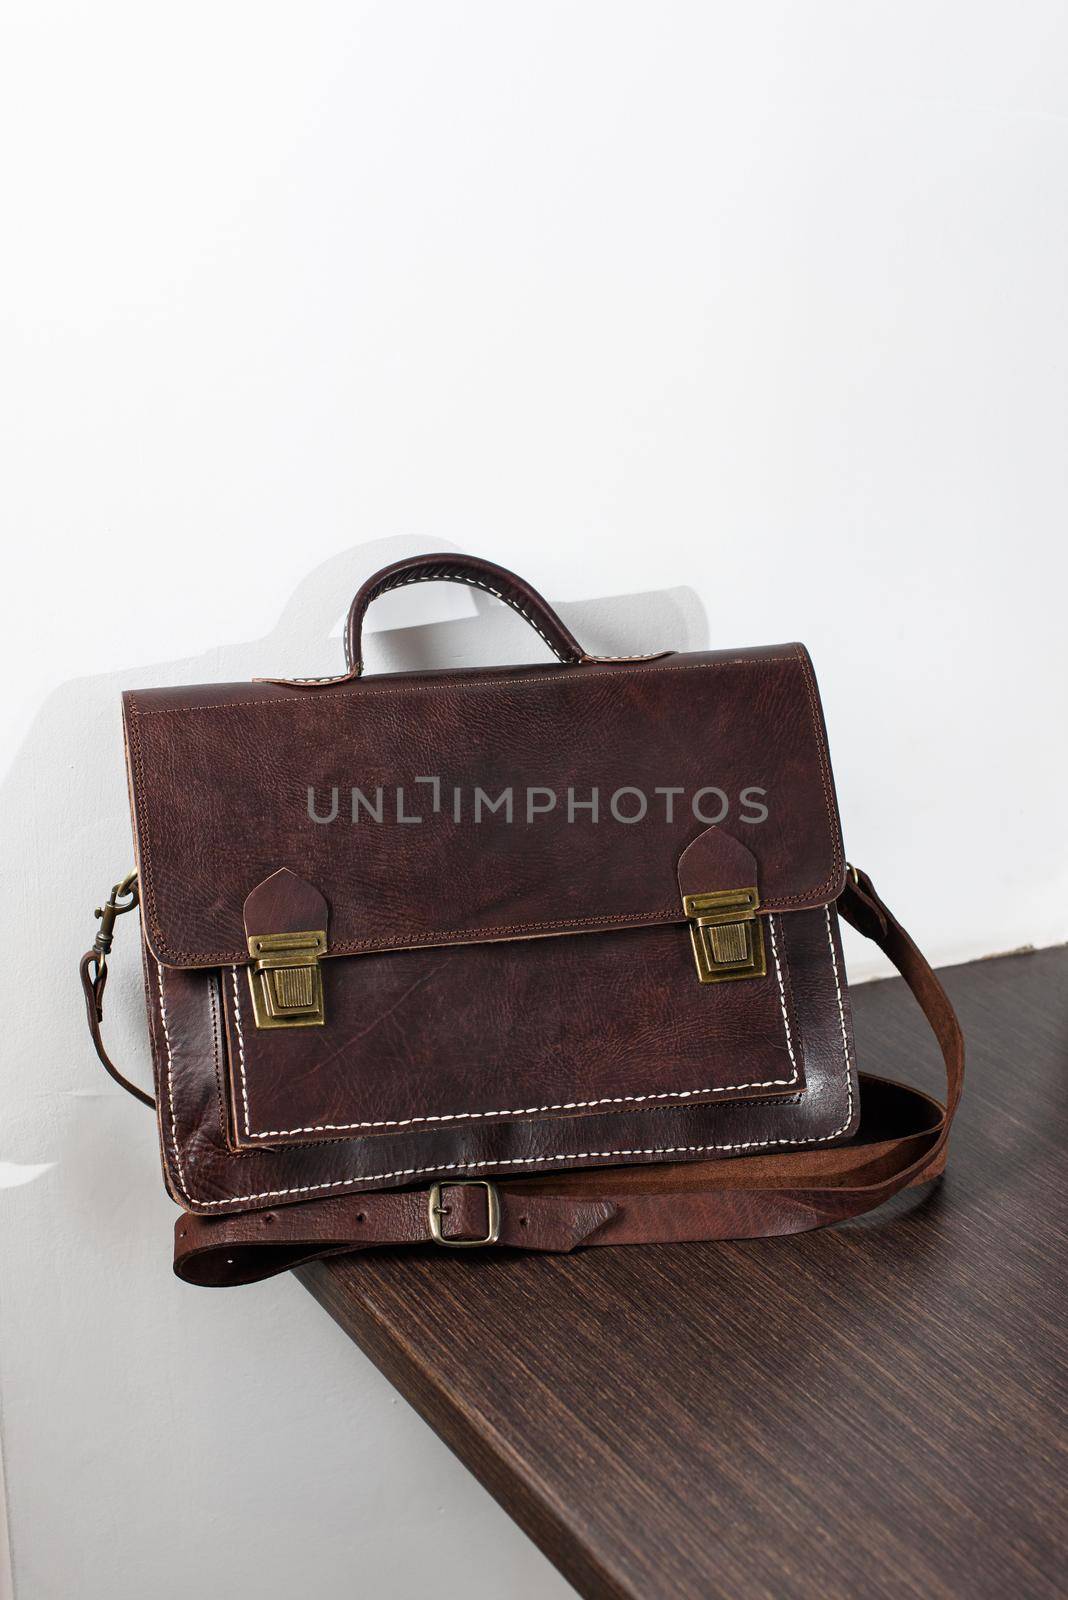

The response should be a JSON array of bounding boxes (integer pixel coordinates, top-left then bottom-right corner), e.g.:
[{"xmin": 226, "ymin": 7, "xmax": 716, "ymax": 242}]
[
  {"xmin": 122, "ymin": 644, "xmax": 844, "ymax": 969},
  {"xmin": 243, "ymin": 868, "xmax": 328, "ymax": 941},
  {"xmin": 221, "ymin": 912, "xmax": 806, "ymax": 1151},
  {"xmin": 144, "ymin": 898, "xmax": 856, "ymax": 1215},
  {"xmin": 677, "ymin": 825, "xmax": 760, "ymax": 899}
]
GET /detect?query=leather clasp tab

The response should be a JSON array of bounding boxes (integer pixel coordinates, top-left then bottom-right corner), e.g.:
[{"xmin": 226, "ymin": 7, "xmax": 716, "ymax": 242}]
[
  {"xmin": 243, "ymin": 869, "xmax": 330, "ymax": 1029},
  {"xmin": 677, "ymin": 828, "xmax": 767, "ymax": 984}
]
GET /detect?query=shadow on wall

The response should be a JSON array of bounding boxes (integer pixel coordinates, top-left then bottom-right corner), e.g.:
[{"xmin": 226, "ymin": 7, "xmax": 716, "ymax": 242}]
[{"xmin": 6, "ymin": 531, "xmax": 708, "ymax": 1140}]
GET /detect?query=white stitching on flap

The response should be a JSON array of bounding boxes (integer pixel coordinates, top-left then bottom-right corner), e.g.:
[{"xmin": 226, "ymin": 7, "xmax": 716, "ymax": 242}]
[
  {"xmin": 158, "ymin": 960, "xmax": 189, "ymax": 1199},
  {"xmin": 157, "ymin": 909, "xmax": 854, "ymax": 1210},
  {"xmin": 231, "ymin": 968, "xmax": 251, "ymax": 1135},
  {"xmin": 825, "ymin": 902, "xmax": 855, "ymax": 1131},
  {"xmin": 234, "ymin": 914, "xmax": 798, "ymax": 1138}
]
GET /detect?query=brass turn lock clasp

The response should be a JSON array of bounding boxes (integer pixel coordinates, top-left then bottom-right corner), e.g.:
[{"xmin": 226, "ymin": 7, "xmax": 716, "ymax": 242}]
[
  {"xmin": 246, "ymin": 930, "xmax": 327, "ymax": 1028},
  {"xmin": 682, "ymin": 886, "xmax": 766, "ymax": 984}
]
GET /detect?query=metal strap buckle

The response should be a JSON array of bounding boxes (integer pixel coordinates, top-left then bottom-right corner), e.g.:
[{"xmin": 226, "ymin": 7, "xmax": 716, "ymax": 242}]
[
  {"xmin": 89, "ymin": 870, "xmax": 139, "ymax": 997},
  {"xmin": 427, "ymin": 1181, "xmax": 501, "ymax": 1247},
  {"xmin": 92, "ymin": 871, "xmax": 139, "ymax": 960}
]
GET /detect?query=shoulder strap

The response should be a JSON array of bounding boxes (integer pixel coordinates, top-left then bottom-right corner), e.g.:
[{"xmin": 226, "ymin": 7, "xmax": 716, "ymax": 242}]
[
  {"xmin": 82, "ymin": 869, "xmax": 964, "ymax": 1286},
  {"xmin": 80, "ymin": 874, "xmax": 155, "ymax": 1110}
]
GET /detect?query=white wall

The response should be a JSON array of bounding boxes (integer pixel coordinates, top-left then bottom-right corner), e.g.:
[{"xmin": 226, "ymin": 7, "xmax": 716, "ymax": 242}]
[{"xmin": 2, "ymin": 5, "xmax": 1065, "ymax": 1597}]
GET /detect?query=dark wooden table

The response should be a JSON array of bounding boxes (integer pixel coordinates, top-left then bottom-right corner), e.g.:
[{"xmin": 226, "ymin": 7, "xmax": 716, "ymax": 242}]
[{"xmin": 301, "ymin": 946, "xmax": 1067, "ymax": 1600}]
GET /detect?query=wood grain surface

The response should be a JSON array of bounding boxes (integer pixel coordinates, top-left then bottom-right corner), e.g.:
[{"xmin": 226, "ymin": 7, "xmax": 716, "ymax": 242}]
[{"xmin": 300, "ymin": 945, "xmax": 1068, "ymax": 1600}]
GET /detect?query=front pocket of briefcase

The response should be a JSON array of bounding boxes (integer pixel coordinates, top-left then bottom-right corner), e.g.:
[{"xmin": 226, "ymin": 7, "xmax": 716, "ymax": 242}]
[{"xmin": 219, "ymin": 916, "xmax": 804, "ymax": 1151}]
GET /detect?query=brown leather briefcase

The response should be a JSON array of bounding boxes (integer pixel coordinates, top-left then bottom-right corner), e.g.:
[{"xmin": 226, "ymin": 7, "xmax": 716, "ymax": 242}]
[{"xmin": 81, "ymin": 553, "xmax": 963, "ymax": 1286}]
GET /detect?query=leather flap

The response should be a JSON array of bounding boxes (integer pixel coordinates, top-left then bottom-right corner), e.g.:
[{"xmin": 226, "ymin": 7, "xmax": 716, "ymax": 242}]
[{"xmin": 123, "ymin": 645, "xmax": 844, "ymax": 970}]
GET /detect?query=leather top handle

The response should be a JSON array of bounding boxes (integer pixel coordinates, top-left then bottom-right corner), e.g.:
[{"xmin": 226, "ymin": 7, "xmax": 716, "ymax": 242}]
[{"xmin": 344, "ymin": 553, "xmax": 587, "ymax": 676}]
